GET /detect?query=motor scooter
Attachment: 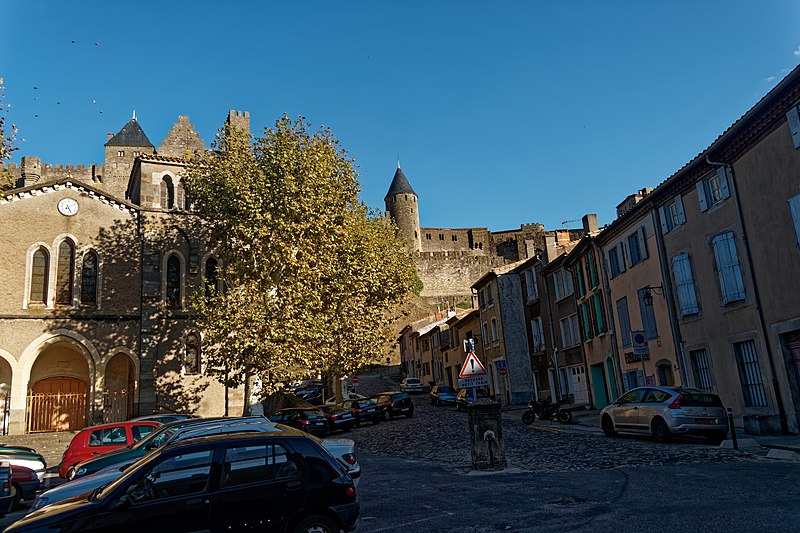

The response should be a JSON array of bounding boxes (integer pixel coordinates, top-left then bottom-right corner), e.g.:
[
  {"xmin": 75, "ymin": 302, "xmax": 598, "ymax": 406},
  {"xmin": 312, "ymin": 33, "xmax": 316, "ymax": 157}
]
[{"xmin": 522, "ymin": 398, "xmax": 572, "ymax": 424}]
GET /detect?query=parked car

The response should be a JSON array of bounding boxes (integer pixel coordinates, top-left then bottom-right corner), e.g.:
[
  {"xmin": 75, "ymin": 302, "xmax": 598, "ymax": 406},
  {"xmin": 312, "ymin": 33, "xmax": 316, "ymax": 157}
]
[
  {"xmin": 10, "ymin": 430, "xmax": 360, "ymax": 533},
  {"xmin": 0, "ymin": 450, "xmax": 47, "ymax": 482},
  {"xmin": 0, "ymin": 462, "xmax": 13, "ymax": 518},
  {"xmin": 455, "ymin": 388, "xmax": 490, "ymax": 411},
  {"xmin": 10, "ymin": 464, "xmax": 40, "ymax": 509},
  {"xmin": 429, "ymin": 385, "xmax": 458, "ymax": 406},
  {"xmin": 372, "ymin": 392, "xmax": 414, "ymax": 419},
  {"xmin": 37, "ymin": 419, "xmax": 361, "ymax": 511},
  {"xmin": 130, "ymin": 414, "xmax": 199, "ymax": 424},
  {"xmin": 399, "ymin": 377, "xmax": 424, "ymax": 394},
  {"xmin": 68, "ymin": 417, "xmax": 240, "ymax": 480},
  {"xmin": 318, "ymin": 405, "xmax": 358, "ymax": 433},
  {"xmin": 59, "ymin": 420, "xmax": 161, "ymax": 478},
  {"xmin": 339, "ymin": 398, "xmax": 382, "ymax": 425},
  {"xmin": 599, "ymin": 386, "xmax": 729, "ymax": 444},
  {"xmin": 270, "ymin": 408, "xmax": 330, "ymax": 436}
]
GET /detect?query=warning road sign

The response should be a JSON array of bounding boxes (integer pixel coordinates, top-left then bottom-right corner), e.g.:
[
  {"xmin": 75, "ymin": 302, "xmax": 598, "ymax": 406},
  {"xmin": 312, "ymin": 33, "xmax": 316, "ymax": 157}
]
[{"xmin": 459, "ymin": 352, "xmax": 488, "ymax": 379}]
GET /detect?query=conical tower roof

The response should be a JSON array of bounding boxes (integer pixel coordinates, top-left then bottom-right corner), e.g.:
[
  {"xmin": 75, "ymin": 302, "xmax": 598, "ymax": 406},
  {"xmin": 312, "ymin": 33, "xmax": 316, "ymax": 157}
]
[
  {"xmin": 384, "ymin": 165, "xmax": 417, "ymax": 201},
  {"xmin": 105, "ymin": 116, "xmax": 154, "ymax": 148}
]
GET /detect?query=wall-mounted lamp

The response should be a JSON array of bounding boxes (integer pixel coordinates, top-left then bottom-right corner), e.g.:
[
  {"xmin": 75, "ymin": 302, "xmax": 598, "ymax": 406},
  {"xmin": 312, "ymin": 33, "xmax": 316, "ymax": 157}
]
[{"xmin": 641, "ymin": 284, "xmax": 664, "ymax": 306}]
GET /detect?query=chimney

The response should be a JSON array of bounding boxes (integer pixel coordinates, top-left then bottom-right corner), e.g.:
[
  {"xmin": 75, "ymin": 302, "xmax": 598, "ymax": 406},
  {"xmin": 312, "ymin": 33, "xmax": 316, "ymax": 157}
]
[
  {"xmin": 582, "ymin": 213, "xmax": 599, "ymax": 234},
  {"xmin": 544, "ymin": 234, "xmax": 559, "ymax": 263}
]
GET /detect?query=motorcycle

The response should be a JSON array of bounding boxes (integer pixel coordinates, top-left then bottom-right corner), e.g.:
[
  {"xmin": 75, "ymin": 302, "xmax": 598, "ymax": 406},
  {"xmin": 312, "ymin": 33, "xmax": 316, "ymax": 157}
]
[{"xmin": 522, "ymin": 398, "xmax": 572, "ymax": 424}]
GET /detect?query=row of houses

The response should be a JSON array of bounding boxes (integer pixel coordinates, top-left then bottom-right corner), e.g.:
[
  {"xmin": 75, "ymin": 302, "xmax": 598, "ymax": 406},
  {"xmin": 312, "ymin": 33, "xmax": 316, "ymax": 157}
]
[{"xmin": 398, "ymin": 64, "xmax": 800, "ymax": 436}]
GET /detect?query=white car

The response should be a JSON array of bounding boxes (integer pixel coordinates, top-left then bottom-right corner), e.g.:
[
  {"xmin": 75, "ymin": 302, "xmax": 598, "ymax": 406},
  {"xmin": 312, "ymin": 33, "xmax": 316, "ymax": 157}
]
[
  {"xmin": 400, "ymin": 377, "xmax": 424, "ymax": 393},
  {"xmin": 0, "ymin": 455, "xmax": 46, "ymax": 483}
]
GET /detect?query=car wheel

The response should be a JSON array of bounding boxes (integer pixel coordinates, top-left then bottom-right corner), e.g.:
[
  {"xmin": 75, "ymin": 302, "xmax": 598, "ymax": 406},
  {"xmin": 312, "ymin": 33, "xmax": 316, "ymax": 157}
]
[
  {"xmin": 601, "ymin": 415, "xmax": 617, "ymax": 437},
  {"xmin": 10, "ymin": 485, "xmax": 20, "ymax": 510},
  {"xmin": 651, "ymin": 418, "xmax": 672, "ymax": 443},
  {"xmin": 292, "ymin": 514, "xmax": 338, "ymax": 533}
]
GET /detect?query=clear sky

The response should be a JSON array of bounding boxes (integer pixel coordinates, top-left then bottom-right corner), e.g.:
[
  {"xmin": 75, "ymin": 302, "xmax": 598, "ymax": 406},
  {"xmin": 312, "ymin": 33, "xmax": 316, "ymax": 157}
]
[{"xmin": 3, "ymin": 1, "xmax": 799, "ymax": 231}]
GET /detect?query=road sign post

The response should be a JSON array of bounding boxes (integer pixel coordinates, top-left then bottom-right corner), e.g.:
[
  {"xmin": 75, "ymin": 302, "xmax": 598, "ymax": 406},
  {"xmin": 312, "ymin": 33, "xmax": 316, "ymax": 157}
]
[{"xmin": 631, "ymin": 330, "xmax": 649, "ymax": 383}]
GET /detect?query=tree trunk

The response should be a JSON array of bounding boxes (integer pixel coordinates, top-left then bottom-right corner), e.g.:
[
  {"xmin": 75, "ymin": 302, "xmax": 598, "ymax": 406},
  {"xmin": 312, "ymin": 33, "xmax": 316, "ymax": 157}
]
[
  {"xmin": 242, "ymin": 370, "xmax": 251, "ymax": 416},
  {"xmin": 334, "ymin": 375, "xmax": 344, "ymax": 403}
]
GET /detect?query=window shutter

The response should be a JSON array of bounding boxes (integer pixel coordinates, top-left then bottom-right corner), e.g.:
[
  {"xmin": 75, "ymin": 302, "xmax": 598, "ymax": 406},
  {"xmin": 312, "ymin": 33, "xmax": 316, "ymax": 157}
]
[
  {"xmin": 618, "ymin": 244, "xmax": 627, "ymax": 272},
  {"xmin": 717, "ymin": 167, "xmax": 730, "ymax": 200},
  {"xmin": 713, "ymin": 232, "xmax": 746, "ymax": 304},
  {"xmin": 675, "ymin": 195, "xmax": 686, "ymax": 224},
  {"xmin": 659, "ymin": 206, "xmax": 669, "ymax": 234},
  {"xmin": 672, "ymin": 253, "xmax": 699, "ymax": 315},
  {"xmin": 697, "ymin": 181, "xmax": 709, "ymax": 212},
  {"xmin": 639, "ymin": 227, "xmax": 649, "ymax": 260},
  {"xmin": 787, "ymin": 106, "xmax": 800, "ymax": 149},
  {"xmin": 788, "ymin": 194, "xmax": 800, "ymax": 248}
]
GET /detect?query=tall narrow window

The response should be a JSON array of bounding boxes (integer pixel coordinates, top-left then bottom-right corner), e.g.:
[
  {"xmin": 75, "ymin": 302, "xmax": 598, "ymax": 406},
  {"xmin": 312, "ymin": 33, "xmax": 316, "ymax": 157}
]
[
  {"xmin": 204, "ymin": 258, "xmax": 219, "ymax": 298},
  {"xmin": 712, "ymin": 232, "xmax": 746, "ymax": 304},
  {"xmin": 689, "ymin": 348, "xmax": 714, "ymax": 392},
  {"xmin": 161, "ymin": 175, "xmax": 175, "ymax": 209},
  {"xmin": 616, "ymin": 297, "xmax": 631, "ymax": 347},
  {"xmin": 672, "ymin": 253, "xmax": 699, "ymax": 316},
  {"xmin": 81, "ymin": 251, "xmax": 98, "ymax": 306},
  {"xmin": 176, "ymin": 182, "xmax": 185, "ymax": 211},
  {"xmin": 734, "ymin": 340, "xmax": 767, "ymax": 407},
  {"xmin": 56, "ymin": 241, "xmax": 75, "ymax": 305},
  {"xmin": 166, "ymin": 255, "xmax": 182, "ymax": 307},
  {"xmin": 637, "ymin": 288, "xmax": 659, "ymax": 339},
  {"xmin": 30, "ymin": 248, "xmax": 49, "ymax": 304},
  {"xmin": 593, "ymin": 294, "xmax": 605, "ymax": 334},
  {"xmin": 185, "ymin": 332, "xmax": 200, "ymax": 374}
]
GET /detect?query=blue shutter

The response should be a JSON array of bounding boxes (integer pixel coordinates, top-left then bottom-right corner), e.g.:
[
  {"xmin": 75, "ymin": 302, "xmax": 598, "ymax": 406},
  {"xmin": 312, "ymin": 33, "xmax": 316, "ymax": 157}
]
[
  {"xmin": 675, "ymin": 195, "xmax": 686, "ymax": 224},
  {"xmin": 717, "ymin": 167, "xmax": 730, "ymax": 200},
  {"xmin": 697, "ymin": 181, "xmax": 709, "ymax": 212},
  {"xmin": 788, "ymin": 194, "xmax": 800, "ymax": 248},
  {"xmin": 671, "ymin": 253, "xmax": 699, "ymax": 315},
  {"xmin": 659, "ymin": 206, "xmax": 669, "ymax": 234},
  {"xmin": 787, "ymin": 107, "xmax": 800, "ymax": 149},
  {"xmin": 617, "ymin": 297, "xmax": 631, "ymax": 347},
  {"xmin": 712, "ymin": 232, "xmax": 746, "ymax": 304},
  {"xmin": 639, "ymin": 227, "xmax": 649, "ymax": 260}
]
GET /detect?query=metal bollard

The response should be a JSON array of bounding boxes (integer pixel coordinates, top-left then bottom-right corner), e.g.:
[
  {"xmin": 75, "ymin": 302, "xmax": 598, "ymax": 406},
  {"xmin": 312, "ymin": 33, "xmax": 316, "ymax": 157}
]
[{"xmin": 727, "ymin": 408, "xmax": 738, "ymax": 450}]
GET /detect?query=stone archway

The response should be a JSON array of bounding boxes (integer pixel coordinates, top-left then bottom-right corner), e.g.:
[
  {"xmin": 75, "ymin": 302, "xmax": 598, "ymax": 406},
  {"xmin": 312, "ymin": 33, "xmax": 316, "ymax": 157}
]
[{"xmin": 27, "ymin": 340, "xmax": 91, "ymax": 432}]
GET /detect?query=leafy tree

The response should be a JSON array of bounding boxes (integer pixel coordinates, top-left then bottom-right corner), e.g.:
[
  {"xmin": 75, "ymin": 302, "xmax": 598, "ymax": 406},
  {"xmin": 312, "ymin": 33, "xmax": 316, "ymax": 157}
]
[
  {"xmin": 185, "ymin": 115, "xmax": 415, "ymax": 407},
  {"xmin": 0, "ymin": 77, "xmax": 18, "ymax": 191}
]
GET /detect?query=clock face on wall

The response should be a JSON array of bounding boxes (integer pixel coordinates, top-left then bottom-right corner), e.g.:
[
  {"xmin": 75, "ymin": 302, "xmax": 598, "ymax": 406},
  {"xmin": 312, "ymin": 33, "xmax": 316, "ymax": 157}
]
[{"xmin": 57, "ymin": 198, "xmax": 79, "ymax": 216}]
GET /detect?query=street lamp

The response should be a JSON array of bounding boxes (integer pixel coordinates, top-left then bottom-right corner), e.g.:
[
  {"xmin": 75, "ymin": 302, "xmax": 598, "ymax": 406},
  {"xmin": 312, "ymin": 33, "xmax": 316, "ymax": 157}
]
[{"xmin": 641, "ymin": 284, "xmax": 664, "ymax": 306}]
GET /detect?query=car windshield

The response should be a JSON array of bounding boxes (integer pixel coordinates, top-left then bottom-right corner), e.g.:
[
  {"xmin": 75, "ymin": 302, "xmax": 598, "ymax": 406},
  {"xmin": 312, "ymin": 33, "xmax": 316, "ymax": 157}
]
[
  {"xmin": 391, "ymin": 393, "xmax": 409, "ymax": 401},
  {"xmin": 680, "ymin": 392, "xmax": 723, "ymax": 407},
  {"xmin": 304, "ymin": 411, "xmax": 326, "ymax": 420},
  {"xmin": 405, "ymin": 379, "xmax": 420, "ymax": 384},
  {"xmin": 135, "ymin": 428, "xmax": 175, "ymax": 449},
  {"xmin": 438, "ymin": 386, "xmax": 455, "ymax": 393}
]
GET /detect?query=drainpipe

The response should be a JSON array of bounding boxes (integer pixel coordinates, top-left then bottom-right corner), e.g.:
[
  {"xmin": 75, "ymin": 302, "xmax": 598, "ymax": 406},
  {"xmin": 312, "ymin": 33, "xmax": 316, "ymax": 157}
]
[
  {"xmin": 650, "ymin": 207, "xmax": 688, "ymax": 386},
  {"xmin": 706, "ymin": 155, "xmax": 788, "ymax": 434}
]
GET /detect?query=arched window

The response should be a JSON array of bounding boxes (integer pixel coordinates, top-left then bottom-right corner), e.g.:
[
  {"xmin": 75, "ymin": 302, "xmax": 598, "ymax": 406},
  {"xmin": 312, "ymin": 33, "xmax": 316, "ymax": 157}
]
[
  {"xmin": 166, "ymin": 255, "xmax": 182, "ymax": 307},
  {"xmin": 176, "ymin": 182, "xmax": 185, "ymax": 211},
  {"xmin": 204, "ymin": 257, "xmax": 218, "ymax": 298},
  {"xmin": 161, "ymin": 175, "xmax": 175, "ymax": 209},
  {"xmin": 81, "ymin": 251, "xmax": 98, "ymax": 306},
  {"xmin": 184, "ymin": 332, "xmax": 200, "ymax": 374},
  {"xmin": 56, "ymin": 241, "xmax": 75, "ymax": 305},
  {"xmin": 30, "ymin": 247, "xmax": 49, "ymax": 304}
]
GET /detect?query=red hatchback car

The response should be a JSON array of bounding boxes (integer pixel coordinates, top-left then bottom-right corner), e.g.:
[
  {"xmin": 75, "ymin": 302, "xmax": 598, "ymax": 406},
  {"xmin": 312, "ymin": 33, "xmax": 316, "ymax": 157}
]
[{"xmin": 58, "ymin": 421, "xmax": 160, "ymax": 478}]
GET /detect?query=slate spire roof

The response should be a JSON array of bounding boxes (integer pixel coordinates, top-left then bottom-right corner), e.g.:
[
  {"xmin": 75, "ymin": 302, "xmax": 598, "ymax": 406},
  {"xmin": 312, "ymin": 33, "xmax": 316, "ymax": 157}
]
[
  {"xmin": 105, "ymin": 115, "xmax": 154, "ymax": 148},
  {"xmin": 384, "ymin": 162, "xmax": 417, "ymax": 201}
]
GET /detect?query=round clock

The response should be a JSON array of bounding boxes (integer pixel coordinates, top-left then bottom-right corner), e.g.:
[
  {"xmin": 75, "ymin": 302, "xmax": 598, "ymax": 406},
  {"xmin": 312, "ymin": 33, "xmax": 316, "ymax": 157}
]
[{"xmin": 57, "ymin": 198, "xmax": 79, "ymax": 216}]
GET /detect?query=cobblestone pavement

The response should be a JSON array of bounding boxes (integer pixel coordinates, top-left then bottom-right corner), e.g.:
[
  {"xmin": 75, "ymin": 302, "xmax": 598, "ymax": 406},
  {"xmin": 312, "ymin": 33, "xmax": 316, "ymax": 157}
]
[{"xmin": 349, "ymin": 373, "xmax": 752, "ymax": 472}]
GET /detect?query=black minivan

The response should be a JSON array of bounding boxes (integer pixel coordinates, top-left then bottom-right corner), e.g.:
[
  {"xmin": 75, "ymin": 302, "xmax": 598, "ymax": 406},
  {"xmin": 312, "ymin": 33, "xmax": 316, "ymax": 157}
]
[{"xmin": 7, "ymin": 430, "xmax": 358, "ymax": 533}]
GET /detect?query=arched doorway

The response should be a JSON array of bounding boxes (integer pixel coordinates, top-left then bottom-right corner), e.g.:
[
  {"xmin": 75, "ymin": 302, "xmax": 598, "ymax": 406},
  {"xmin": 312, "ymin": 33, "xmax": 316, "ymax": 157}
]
[
  {"xmin": 27, "ymin": 342, "xmax": 91, "ymax": 432},
  {"xmin": 104, "ymin": 353, "xmax": 136, "ymax": 422},
  {"xmin": 0, "ymin": 358, "xmax": 12, "ymax": 436}
]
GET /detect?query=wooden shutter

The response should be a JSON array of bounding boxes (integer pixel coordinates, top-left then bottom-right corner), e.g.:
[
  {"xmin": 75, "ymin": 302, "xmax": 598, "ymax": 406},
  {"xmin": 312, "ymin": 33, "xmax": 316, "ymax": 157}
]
[
  {"xmin": 639, "ymin": 227, "xmax": 649, "ymax": 260},
  {"xmin": 717, "ymin": 167, "xmax": 730, "ymax": 200},
  {"xmin": 788, "ymin": 194, "xmax": 800, "ymax": 248},
  {"xmin": 712, "ymin": 232, "xmax": 746, "ymax": 304},
  {"xmin": 675, "ymin": 195, "xmax": 686, "ymax": 224},
  {"xmin": 787, "ymin": 106, "xmax": 800, "ymax": 149},
  {"xmin": 659, "ymin": 206, "xmax": 669, "ymax": 234},
  {"xmin": 697, "ymin": 181, "xmax": 709, "ymax": 212},
  {"xmin": 671, "ymin": 253, "xmax": 699, "ymax": 315}
]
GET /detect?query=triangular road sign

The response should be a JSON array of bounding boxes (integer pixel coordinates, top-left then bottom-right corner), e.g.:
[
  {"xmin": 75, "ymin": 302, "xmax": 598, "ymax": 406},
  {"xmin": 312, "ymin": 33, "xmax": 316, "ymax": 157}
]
[{"xmin": 459, "ymin": 352, "xmax": 488, "ymax": 378}]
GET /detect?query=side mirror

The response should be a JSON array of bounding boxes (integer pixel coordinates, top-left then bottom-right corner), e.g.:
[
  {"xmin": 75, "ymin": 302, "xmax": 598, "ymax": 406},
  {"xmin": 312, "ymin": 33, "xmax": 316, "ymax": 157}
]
[{"xmin": 109, "ymin": 495, "xmax": 131, "ymax": 511}]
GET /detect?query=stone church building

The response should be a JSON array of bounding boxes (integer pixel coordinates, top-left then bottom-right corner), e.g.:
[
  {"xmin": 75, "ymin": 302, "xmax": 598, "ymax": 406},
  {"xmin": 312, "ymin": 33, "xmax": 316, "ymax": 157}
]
[{"xmin": 0, "ymin": 110, "xmax": 252, "ymax": 434}]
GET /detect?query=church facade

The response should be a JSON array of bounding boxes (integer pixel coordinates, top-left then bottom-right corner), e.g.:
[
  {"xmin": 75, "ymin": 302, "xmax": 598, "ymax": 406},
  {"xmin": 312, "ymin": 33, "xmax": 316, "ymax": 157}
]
[{"xmin": 0, "ymin": 111, "xmax": 251, "ymax": 434}]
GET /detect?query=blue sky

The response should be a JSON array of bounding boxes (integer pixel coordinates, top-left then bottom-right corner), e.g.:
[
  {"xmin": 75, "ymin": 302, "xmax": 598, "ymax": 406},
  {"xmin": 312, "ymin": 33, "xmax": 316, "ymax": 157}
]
[{"xmin": 3, "ymin": 1, "xmax": 799, "ymax": 231}]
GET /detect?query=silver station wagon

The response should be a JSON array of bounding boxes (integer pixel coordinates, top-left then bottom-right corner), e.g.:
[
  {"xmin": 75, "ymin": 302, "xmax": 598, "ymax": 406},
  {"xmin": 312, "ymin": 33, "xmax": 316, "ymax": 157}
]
[{"xmin": 600, "ymin": 386, "xmax": 729, "ymax": 444}]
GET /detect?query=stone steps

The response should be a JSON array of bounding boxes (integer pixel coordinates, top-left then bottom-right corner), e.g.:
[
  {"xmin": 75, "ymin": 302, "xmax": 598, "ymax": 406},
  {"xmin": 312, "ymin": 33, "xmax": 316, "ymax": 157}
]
[{"xmin": 0, "ymin": 432, "xmax": 77, "ymax": 468}]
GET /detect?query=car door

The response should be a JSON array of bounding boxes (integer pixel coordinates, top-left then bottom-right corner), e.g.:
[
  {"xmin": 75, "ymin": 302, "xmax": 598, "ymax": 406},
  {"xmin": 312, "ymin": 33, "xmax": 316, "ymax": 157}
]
[
  {"xmin": 209, "ymin": 441, "xmax": 306, "ymax": 532},
  {"xmin": 639, "ymin": 388, "xmax": 672, "ymax": 428},
  {"xmin": 86, "ymin": 448, "xmax": 214, "ymax": 532},
  {"xmin": 86, "ymin": 426, "xmax": 129, "ymax": 459},
  {"xmin": 610, "ymin": 389, "xmax": 647, "ymax": 430}
]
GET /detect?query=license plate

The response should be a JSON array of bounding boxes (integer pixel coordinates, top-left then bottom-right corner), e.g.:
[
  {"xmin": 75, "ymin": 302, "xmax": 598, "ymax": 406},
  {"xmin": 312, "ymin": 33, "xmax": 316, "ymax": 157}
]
[
  {"xmin": 696, "ymin": 418, "xmax": 715, "ymax": 425},
  {"xmin": 342, "ymin": 414, "xmax": 351, "ymax": 419}
]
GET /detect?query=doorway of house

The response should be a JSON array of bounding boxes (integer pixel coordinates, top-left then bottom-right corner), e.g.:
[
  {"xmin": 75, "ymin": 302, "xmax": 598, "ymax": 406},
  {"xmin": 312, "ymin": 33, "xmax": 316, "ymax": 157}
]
[{"xmin": 27, "ymin": 377, "xmax": 88, "ymax": 432}]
